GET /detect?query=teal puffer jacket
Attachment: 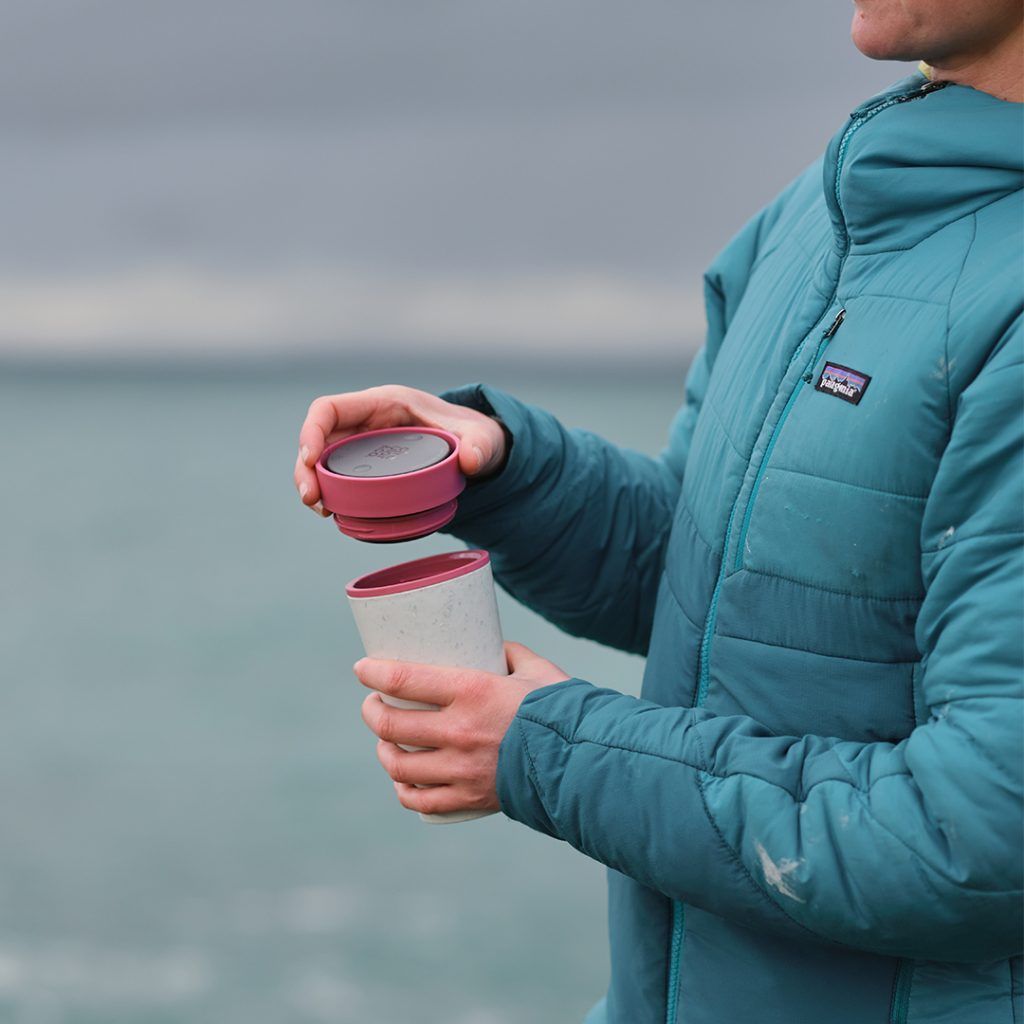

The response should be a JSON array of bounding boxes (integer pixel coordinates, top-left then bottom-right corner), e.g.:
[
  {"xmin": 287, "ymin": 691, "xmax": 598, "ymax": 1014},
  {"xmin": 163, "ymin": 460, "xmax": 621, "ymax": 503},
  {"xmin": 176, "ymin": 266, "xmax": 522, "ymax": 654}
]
[{"xmin": 441, "ymin": 73, "xmax": 1023, "ymax": 1024}]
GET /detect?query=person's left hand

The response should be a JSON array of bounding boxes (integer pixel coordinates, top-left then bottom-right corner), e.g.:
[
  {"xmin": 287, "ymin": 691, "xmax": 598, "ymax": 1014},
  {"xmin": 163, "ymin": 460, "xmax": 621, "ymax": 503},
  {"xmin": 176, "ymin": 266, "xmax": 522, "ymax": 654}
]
[{"xmin": 355, "ymin": 642, "xmax": 571, "ymax": 816}]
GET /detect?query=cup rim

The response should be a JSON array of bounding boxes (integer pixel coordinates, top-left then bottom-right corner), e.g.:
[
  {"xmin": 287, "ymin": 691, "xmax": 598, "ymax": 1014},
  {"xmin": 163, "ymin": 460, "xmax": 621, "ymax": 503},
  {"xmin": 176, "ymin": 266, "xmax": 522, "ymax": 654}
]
[{"xmin": 345, "ymin": 549, "xmax": 489, "ymax": 598}]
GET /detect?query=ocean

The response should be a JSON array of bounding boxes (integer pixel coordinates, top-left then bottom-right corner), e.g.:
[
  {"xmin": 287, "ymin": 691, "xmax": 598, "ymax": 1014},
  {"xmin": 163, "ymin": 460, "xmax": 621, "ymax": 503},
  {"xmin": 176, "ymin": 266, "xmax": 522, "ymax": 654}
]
[{"xmin": 0, "ymin": 357, "xmax": 691, "ymax": 1024}]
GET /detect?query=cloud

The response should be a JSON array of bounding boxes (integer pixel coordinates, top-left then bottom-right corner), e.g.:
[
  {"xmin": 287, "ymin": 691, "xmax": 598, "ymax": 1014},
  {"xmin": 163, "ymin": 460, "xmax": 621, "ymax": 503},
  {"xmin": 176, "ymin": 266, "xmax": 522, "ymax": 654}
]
[{"xmin": 0, "ymin": 267, "xmax": 705, "ymax": 359}]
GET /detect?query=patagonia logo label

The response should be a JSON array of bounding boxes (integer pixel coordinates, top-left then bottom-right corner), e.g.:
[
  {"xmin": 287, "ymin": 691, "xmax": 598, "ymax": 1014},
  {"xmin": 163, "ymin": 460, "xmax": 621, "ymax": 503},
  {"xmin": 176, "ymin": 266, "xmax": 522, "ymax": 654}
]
[{"xmin": 815, "ymin": 362, "xmax": 871, "ymax": 405}]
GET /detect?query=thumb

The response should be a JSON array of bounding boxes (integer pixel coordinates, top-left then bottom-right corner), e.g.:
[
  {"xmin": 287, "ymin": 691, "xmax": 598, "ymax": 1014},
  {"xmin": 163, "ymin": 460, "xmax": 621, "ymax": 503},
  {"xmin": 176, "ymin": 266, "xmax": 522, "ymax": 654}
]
[
  {"xmin": 504, "ymin": 641, "xmax": 570, "ymax": 682},
  {"xmin": 453, "ymin": 420, "xmax": 507, "ymax": 478}
]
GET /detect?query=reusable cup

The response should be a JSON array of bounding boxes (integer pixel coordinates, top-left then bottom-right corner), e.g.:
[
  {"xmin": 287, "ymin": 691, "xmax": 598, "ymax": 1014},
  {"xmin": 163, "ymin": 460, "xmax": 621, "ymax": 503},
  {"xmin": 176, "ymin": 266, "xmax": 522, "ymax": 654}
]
[{"xmin": 346, "ymin": 549, "xmax": 506, "ymax": 824}]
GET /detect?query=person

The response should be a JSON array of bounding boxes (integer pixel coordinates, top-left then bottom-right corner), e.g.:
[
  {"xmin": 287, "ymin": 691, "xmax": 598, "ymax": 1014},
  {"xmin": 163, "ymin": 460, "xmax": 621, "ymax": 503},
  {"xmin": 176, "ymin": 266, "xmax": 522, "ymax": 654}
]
[{"xmin": 294, "ymin": 2, "xmax": 1023, "ymax": 1020}]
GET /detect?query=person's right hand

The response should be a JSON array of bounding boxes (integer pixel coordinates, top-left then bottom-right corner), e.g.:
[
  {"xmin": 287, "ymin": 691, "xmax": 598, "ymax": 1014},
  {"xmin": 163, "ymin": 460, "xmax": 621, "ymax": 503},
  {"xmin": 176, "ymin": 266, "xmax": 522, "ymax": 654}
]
[{"xmin": 294, "ymin": 385, "xmax": 508, "ymax": 515}]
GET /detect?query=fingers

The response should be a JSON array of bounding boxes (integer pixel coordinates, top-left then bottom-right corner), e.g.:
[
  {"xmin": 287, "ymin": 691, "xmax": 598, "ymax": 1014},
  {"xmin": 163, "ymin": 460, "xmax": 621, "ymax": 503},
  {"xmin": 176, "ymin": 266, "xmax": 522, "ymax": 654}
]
[
  {"xmin": 361, "ymin": 693, "xmax": 449, "ymax": 748},
  {"xmin": 364, "ymin": 700, "xmax": 496, "ymax": 815},
  {"xmin": 504, "ymin": 641, "xmax": 571, "ymax": 683},
  {"xmin": 375, "ymin": 740, "xmax": 454, "ymax": 787},
  {"xmin": 295, "ymin": 453, "xmax": 322, "ymax": 511},
  {"xmin": 354, "ymin": 658, "xmax": 466, "ymax": 706},
  {"xmin": 299, "ymin": 390, "xmax": 394, "ymax": 460},
  {"xmin": 294, "ymin": 390, "xmax": 386, "ymax": 507},
  {"xmin": 375, "ymin": 739, "xmax": 497, "ymax": 815},
  {"xmin": 393, "ymin": 781, "xmax": 494, "ymax": 816},
  {"xmin": 295, "ymin": 447, "xmax": 331, "ymax": 514},
  {"xmin": 294, "ymin": 450, "xmax": 331, "ymax": 516},
  {"xmin": 294, "ymin": 387, "xmax": 411, "ymax": 506},
  {"xmin": 451, "ymin": 415, "xmax": 507, "ymax": 478}
]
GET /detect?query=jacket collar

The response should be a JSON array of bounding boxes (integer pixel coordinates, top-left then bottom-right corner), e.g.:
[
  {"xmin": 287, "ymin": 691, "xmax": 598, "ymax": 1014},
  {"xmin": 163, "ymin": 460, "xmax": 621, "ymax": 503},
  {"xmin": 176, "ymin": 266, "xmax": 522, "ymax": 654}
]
[{"xmin": 823, "ymin": 72, "xmax": 1024, "ymax": 253}]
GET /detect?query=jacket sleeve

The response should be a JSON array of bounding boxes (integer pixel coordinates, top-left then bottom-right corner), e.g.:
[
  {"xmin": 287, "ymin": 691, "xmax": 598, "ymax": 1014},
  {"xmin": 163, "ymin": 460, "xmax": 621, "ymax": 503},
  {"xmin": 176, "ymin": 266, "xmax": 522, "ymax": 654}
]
[
  {"xmin": 494, "ymin": 316, "xmax": 1024, "ymax": 963},
  {"xmin": 436, "ymin": 167, "xmax": 818, "ymax": 655},
  {"xmin": 436, "ymin": 369, "xmax": 702, "ymax": 656}
]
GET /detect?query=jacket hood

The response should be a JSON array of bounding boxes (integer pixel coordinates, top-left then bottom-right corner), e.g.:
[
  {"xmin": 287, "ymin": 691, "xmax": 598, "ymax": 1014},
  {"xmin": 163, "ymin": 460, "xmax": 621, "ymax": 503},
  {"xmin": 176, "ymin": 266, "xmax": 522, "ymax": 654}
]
[{"xmin": 824, "ymin": 72, "xmax": 1024, "ymax": 253}]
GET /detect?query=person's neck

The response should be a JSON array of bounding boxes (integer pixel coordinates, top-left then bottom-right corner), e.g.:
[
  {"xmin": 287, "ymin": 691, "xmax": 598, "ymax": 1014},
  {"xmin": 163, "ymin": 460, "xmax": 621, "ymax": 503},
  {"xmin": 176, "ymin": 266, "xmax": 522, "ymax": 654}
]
[{"xmin": 925, "ymin": 22, "xmax": 1024, "ymax": 102}]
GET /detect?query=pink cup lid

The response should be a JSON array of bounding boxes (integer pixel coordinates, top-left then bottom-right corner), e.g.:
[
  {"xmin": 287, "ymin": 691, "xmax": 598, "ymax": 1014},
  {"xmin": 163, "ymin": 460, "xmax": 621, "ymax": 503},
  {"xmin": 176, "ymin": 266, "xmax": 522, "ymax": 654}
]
[
  {"xmin": 346, "ymin": 549, "xmax": 489, "ymax": 598},
  {"xmin": 315, "ymin": 427, "xmax": 466, "ymax": 543}
]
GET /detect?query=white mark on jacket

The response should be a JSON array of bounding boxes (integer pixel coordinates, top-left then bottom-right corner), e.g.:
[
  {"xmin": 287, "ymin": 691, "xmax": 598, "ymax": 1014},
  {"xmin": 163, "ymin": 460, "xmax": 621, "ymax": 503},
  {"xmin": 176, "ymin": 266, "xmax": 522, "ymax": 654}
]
[
  {"xmin": 838, "ymin": 813, "xmax": 850, "ymax": 829},
  {"xmin": 938, "ymin": 525, "xmax": 956, "ymax": 548},
  {"xmin": 754, "ymin": 841, "xmax": 806, "ymax": 903},
  {"xmin": 933, "ymin": 354, "xmax": 958, "ymax": 382}
]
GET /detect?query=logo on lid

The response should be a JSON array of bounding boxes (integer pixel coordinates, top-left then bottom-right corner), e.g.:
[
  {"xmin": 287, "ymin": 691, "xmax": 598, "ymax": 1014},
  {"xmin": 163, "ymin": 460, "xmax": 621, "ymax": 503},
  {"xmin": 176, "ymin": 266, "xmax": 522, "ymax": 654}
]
[
  {"xmin": 366, "ymin": 443, "xmax": 411, "ymax": 461},
  {"xmin": 815, "ymin": 362, "xmax": 871, "ymax": 405}
]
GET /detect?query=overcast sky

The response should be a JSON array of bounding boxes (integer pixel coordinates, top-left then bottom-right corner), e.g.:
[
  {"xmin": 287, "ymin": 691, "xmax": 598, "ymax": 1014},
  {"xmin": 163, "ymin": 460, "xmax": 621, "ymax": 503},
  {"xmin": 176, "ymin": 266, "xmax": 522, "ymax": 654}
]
[{"xmin": 0, "ymin": 1, "xmax": 911, "ymax": 360}]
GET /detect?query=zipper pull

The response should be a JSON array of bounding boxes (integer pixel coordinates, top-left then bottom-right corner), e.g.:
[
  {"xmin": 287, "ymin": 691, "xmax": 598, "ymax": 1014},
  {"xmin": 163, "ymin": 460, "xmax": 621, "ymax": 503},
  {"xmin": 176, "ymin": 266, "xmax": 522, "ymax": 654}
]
[
  {"xmin": 803, "ymin": 308, "xmax": 846, "ymax": 382},
  {"xmin": 823, "ymin": 307, "xmax": 846, "ymax": 339}
]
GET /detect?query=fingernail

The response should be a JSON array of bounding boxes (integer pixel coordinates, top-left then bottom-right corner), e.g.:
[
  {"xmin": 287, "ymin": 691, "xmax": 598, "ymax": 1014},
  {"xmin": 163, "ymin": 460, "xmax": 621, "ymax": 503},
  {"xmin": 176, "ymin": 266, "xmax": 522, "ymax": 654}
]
[
  {"xmin": 300, "ymin": 445, "xmax": 310, "ymax": 465},
  {"xmin": 312, "ymin": 501, "xmax": 330, "ymax": 518},
  {"xmin": 472, "ymin": 445, "xmax": 485, "ymax": 472},
  {"xmin": 299, "ymin": 481, "xmax": 309, "ymax": 500}
]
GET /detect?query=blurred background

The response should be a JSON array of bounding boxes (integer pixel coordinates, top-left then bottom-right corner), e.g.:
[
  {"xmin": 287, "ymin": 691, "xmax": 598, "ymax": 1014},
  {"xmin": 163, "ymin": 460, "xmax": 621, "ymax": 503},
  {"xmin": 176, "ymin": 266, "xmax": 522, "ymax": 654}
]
[{"xmin": 0, "ymin": 3, "xmax": 910, "ymax": 1022}]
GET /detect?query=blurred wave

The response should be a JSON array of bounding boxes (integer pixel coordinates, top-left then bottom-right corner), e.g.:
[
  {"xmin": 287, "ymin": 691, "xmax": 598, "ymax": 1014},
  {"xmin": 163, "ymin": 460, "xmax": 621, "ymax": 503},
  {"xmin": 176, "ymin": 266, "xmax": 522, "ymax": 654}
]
[{"xmin": 0, "ymin": 268, "xmax": 703, "ymax": 358}]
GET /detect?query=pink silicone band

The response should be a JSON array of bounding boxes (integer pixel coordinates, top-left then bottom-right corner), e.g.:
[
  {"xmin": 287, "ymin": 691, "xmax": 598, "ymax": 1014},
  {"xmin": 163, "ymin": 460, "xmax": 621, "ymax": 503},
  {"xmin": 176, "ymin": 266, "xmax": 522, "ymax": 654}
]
[
  {"xmin": 331, "ymin": 499, "xmax": 458, "ymax": 543},
  {"xmin": 346, "ymin": 549, "xmax": 490, "ymax": 598}
]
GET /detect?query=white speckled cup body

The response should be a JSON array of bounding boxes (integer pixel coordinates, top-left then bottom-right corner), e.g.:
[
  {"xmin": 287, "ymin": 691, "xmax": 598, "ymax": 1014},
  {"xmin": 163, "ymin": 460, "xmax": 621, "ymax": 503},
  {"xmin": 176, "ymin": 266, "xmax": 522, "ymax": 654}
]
[{"xmin": 347, "ymin": 556, "xmax": 506, "ymax": 824}]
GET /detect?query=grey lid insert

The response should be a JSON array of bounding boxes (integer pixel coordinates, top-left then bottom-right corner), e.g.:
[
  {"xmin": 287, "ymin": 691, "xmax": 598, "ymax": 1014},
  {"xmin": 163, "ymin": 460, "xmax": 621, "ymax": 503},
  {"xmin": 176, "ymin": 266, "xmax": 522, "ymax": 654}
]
[{"xmin": 326, "ymin": 432, "xmax": 452, "ymax": 478}]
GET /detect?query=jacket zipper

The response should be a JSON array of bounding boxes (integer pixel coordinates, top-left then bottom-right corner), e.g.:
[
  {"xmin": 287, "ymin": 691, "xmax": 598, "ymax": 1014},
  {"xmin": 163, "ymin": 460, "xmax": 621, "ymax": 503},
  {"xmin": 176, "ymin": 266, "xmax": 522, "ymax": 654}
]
[
  {"xmin": 665, "ymin": 900, "xmax": 685, "ymax": 1024},
  {"xmin": 694, "ymin": 76, "xmax": 947, "ymax": 705},
  {"xmin": 731, "ymin": 307, "xmax": 845, "ymax": 572},
  {"xmin": 833, "ymin": 79, "xmax": 948, "ymax": 215},
  {"xmin": 889, "ymin": 959, "xmax": 914, "ymax": 1024},
  {"xmin": 676, "ymin": 307, "xmax": 846, "ymax": 1024},
  {"xmin": 691, "ymin": 301, "xmax": 845, "ymax": 715},
  {"xmin": 832, "ymin": 104, "xmax": 887, "ymax": 210},
  {"xmin": 665, "ymin": 79, "xmax": 946, "ymax": 1024},
  {"xmin": 726, "ymin": 88, "xmax": 943, "ymax": 575}
]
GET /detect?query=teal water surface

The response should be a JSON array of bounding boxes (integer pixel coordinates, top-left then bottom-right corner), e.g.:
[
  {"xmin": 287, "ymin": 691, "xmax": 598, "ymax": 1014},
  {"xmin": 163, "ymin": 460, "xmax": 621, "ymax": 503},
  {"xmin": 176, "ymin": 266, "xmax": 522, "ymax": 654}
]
[{"xmin": 0, "ymin": 359, "xmax": 689, "ymax": 1024}]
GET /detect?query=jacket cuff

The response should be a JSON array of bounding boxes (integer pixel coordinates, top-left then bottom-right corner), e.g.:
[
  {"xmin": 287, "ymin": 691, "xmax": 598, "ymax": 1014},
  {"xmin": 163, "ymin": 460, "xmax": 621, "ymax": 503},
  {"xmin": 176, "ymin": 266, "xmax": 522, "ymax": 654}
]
[
  {"xmin": 437, "ymin": 382, "xmax": 551, "ymax": 530},
  {"xmin": 495, "ymin": 678, "xmax": 598, "ymax": 836}
]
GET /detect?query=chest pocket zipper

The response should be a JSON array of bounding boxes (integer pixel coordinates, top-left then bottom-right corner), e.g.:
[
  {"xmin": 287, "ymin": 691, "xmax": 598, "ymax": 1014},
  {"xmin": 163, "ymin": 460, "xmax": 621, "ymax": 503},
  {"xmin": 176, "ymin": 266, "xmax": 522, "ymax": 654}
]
[{"xmin": 732, "ymin": 307, "xmax": 846, "ymax": 573}]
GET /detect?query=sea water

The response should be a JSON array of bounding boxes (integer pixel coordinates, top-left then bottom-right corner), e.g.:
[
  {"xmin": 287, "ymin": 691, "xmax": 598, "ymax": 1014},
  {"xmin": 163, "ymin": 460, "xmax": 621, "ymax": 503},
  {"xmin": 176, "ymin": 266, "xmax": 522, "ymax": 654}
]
[{"xmin": 0, "ymin": 357, "xmax": 689, "ymax": 1024}]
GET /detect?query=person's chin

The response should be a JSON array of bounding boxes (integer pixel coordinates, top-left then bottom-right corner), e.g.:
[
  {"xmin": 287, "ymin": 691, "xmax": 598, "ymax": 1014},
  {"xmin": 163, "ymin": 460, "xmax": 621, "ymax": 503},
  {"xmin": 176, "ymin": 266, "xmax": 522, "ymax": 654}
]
[{"xmin": 851, "ymin": 10, "xmax": 917, "ymax": 61}]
